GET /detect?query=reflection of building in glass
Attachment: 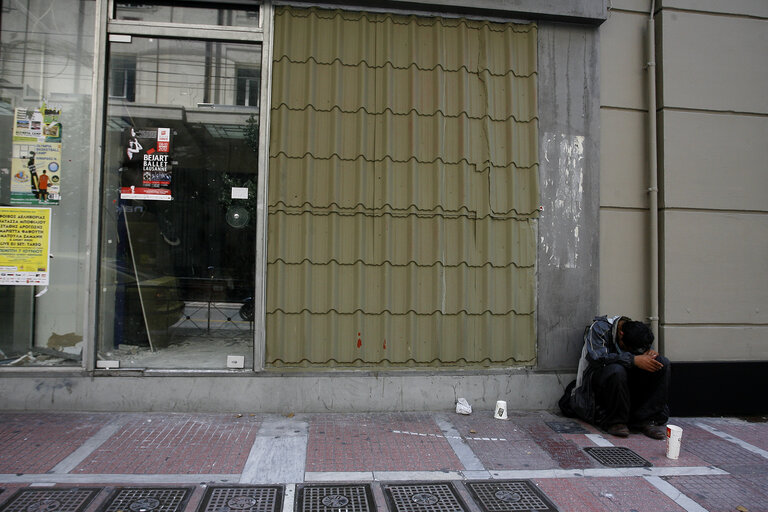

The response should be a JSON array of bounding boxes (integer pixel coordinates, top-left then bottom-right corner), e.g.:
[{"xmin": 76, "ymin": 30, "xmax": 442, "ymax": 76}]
[
  {"xmin": 236, "ymin": 67, "xmax": 260, "ymax": 107},
  {"xmin": 109, "ymin": 55, "xmax": 137, "ymax": 101}
]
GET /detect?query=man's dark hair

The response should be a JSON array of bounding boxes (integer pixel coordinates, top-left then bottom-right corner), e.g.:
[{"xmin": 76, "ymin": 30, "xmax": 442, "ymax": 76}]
[{"xmin": 622, "ymin": 321, "xmax": 654, "ymax": 354}]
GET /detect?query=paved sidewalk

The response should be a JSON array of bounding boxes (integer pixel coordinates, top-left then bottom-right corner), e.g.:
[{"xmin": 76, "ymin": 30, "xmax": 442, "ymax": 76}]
[{"xmin": 1, "ymin": 410, "xmax": 766, "ymax": 512}]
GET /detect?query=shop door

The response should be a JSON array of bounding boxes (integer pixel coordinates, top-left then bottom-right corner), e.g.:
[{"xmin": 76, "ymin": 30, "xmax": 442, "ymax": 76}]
[{"xmin": 98, "ymin": 34, "xmax": 262, "ymax": 369}]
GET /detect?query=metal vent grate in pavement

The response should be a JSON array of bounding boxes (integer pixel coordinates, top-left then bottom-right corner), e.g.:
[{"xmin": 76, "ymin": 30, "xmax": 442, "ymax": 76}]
[
  {"xmin": 545, "ymin": 421, "xmax": 589, "ymax": 434},
  {"xmin": 99, "ymin": 488, "xmax": 193, "ymax": 512},
  {"xmin": 584, "ymin": 447, "xmax": 652, "ymax": 467},
  {"xmin": 0, "ymin": 488, "xmax": 102, "ymax": 512},
  {"xmin": 296, "ymin": 484, "xmax": 373, "ymax": 512},
  {"xmin": 198, "ymin": 486, "xmax": 283, "ymax": 512},
  {"xmin": 382, "ymin": 483, "xmax": 467, "ymax": 512},
  {"xmin": 465, "ymin": 481, "xmax": 558, "ymax": 512}
]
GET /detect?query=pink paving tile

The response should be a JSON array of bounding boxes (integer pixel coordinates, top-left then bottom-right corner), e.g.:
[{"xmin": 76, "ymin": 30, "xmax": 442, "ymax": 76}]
[
  {"xmin": 592, "ymin": 432, "xmax": 709, "ymax": 468},
  {"xmin": 306, "ymin": 413, "xmax": 462, "ymax": 472},
  {"xmin": 699, "ymin": 418, "xmax": 768, "ymax": 451},
  {"xmin": 535, "ymin": 476, "xmax": 687, "ymax": 512},
  {"xmin": 450, "ymin": 414, "xmax": 561, "ymax": 470},
  {"xmin": 571, "ymin": 418, "xmax": 744, "ymax": 468},
  {"xmin": 520, "ymin": 421, "xmax": 596, "ymax": 469},
  {"xmin": 0, "ymin": 413, "xmax": 110, "ymax": 474},
  {"xmin": 664, "ymin": 474, "xmax": 768, "ymax": 512},
  {"xmin": 659, "ymin": 419, "xmax": 768, "ymax": 468},
  {"xmin": 72, "ymin": 413, "xmax": 260, "ymax": 474}
]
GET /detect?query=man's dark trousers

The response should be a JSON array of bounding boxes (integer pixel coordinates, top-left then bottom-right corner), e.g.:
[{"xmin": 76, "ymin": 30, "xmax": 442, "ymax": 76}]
[{"xmin": 593, "ymin": 356, "xmax": 671, "ymax": 428}]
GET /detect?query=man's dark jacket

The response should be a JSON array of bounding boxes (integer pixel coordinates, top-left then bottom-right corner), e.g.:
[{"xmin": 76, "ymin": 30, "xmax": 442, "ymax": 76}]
[{"xmin": 559, "ymin": 315, "xmax": 651, "ymax": 422}]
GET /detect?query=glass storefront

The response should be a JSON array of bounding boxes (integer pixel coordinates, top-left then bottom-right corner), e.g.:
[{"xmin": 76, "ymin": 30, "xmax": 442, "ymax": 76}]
[
  {"xmin": 98, "ymin": 36, "xmax": 261, "ymax": 369},
  {"xmin": 1, "ymin": 0, "xmax": 265, "ymax": 370},
  {"xmin": 0, "ymin": 0, "xmax": 95, "ymax": 366},
  {"xmin": 2, "ymin": 0, "xmax": 538, "ymax": 373}
]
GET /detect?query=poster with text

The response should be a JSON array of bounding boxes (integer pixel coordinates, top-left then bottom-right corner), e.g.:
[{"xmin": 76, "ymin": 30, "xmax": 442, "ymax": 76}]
[
  {"xmin": 0, "ymin": 207, "xmax": 52, "ymax": 286},
  {"xmin": 10, "ymin": 106, "xmax": 63, "ymax": 205},
  {"xmin": 120, "ymin": 127, "xmax": 173, "ymax": 201}
]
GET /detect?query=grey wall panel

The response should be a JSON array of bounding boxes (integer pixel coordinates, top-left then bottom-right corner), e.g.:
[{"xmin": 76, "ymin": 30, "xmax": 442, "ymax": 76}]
[
  {"xmin": 599, "ymin": 10, "xmax": 649, "ymax": 110},
  {"xmin": 661, "ymin": 111, "xmax": 768, "ymax": 211},
  {"xmin": 0, "ymin": 372, "xmax": 574, "ymax": 412},
  {"xmin": 659, "ymin": 11, "xmax": 768, "ymax": 113},
  {"xmin": 600, "ymin": 109, "xmax": 650, "ymax": 209},
  {"xmin": 660, "ymin": 0, "xmax": 768, "ymax": 18},
  {"xmin": 609, "ymin": 0, "xmax": 653, "ymax": 13},
  {"xmin": 599, "ymin": 210, "xmax": 650, "ymax": 319},
  {"xmin": 537, "ymin": 23, "xmax": 601, "ymax": 370},
  {"xmin": 662, "ymin": 210, "xmax": 768, "ymax": 325},
  {"xmin": 662, "ymin": 325, "xmax": 768, "ymax": 362}
]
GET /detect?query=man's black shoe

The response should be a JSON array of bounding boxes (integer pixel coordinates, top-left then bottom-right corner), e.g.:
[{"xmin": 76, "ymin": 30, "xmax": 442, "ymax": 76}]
[
  {"xmin": 605, "ymin": 423, "xmax": 630, "ymax": 437},
  {"xmin": 637, "ymin": 424, "xmax": 666, "ymax": 440}
]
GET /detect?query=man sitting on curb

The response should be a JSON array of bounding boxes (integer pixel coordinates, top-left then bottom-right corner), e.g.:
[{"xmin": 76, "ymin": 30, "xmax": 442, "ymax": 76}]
[{"xmin": 559, "ymin": 315, "xmax": 670, "ymax": 439}]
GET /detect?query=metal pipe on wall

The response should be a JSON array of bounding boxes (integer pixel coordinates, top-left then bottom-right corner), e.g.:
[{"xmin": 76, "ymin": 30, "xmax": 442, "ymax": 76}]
[{"xmin": 647, "ymin": 1, "xmax": 660, "ymax": 345}]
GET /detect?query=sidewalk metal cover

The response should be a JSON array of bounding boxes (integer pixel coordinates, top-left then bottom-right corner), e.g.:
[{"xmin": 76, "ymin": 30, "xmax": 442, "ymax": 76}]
[
  {"xmin": 583, "ymin": 447, "xmax": 652, "ymax": 467},
  {"xmin": 466, "ymin": 481, "xmax": 558, "ymax": 512},
  {"xmin": 0, "ymin": 488, "xmax": 102, "ymax": 512},
  {"xmin": 197, "ymin": 486, "xmax": 283, "ymax": 512},
  {"xmin": 544, "ymin": 421, "xmax": 589, "ymax": 434},
  {"xmin": 99, "ymin": 488, "xmax": 193, "ymax": 512},
  {"xmin": 382, "ymin": 483, "xmax": 467, "ymax": 512},
  {"xmin": 295, "ymin": 484, "xmax": 373, "ymax": 512}
]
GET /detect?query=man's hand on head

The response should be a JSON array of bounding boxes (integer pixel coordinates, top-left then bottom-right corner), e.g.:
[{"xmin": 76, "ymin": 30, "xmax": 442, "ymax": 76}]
[{"xmin": 634, "ymin": 352, "xmax": 663, "ymax": 372}]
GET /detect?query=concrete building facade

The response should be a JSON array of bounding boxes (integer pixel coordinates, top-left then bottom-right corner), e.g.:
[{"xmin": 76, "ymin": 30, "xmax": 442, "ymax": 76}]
[{"xmin": 0, "ymin": 0, "xmax": 765, "ymax": 413}]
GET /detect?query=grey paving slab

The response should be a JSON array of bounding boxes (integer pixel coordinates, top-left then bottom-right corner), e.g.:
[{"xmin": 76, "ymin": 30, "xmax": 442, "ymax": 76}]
[
  {"xmin": 434, "ymin": 415, "xmax": 485, "ymax": 471},
  {"xmin": 240, "ymin": 416, "xmax": 308, "ymax": 484},
  {"xmin": 51, "ymin": 417, "xmax": 131, "ymax": 473}
]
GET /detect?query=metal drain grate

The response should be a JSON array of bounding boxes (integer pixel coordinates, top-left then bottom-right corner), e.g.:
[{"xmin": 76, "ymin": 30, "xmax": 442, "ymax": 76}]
[
  {"xmin": 544, "ymin": 421, "xmax": 589, "ymax": 434},
  {"xmin": 382, "ymin": 483, "xmax": 467, "ymax": 512},
  {"xmin": 0, "ymin": 488, "xmax": 102, "ymax": 512},
  {"xmin": 198, "ymin": 486, "xmax": 283, "ymax": 512},
  {"xmin": 296, "ymin": 484, "xmax": 373, "ymax": 512},
  {"xmin": 99, "ymin": 488, "xmax": 193, "ymax": 512},
  {"xmin": 465, "ymin": 481, "xmax": 558, "ymax": 512},
  {"xmin": 584, "ymin": 447, "xmax": 652, "ymax": 467}
]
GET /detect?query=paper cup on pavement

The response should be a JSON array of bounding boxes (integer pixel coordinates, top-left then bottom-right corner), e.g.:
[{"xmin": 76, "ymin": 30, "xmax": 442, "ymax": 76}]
[
  {"xmin": 494, "ymin": 400, "xmax": 508, "ymax": 420},
  {"xmin": 666, "ymin": 424, "xmax": 683, "ymax": 459}
]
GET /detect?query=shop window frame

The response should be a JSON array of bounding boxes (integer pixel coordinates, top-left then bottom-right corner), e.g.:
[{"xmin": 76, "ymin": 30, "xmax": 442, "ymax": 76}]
[{"xmin": 81, "ymin": 0, "xmax": 274, "ymax": 373}]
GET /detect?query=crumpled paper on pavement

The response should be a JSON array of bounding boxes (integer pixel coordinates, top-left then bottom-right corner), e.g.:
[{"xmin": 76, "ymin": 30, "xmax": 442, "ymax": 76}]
[{"xmin": 455, "ymin": 397, "xmax": 472, "ymax": 415}]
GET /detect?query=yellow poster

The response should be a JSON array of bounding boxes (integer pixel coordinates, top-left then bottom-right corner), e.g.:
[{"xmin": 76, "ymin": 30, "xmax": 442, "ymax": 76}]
[{"xmin": 0, "ymin": 207, "xmax": 52, "ymax": 286}]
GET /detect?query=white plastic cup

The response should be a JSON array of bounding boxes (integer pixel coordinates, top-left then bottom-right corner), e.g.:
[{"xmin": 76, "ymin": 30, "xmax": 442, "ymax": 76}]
[
  {"xmin": 666, "ymin": 424, "xmax": 683, "ymax": 459},
  {"xmin": 494, "ymin": 400, "xmax": 508, "ymax": 420}
]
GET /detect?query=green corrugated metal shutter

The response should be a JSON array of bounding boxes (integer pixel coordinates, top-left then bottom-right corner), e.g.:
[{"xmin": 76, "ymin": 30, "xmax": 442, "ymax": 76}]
[{"xmin": 267, "ymin": 7, "xmax": 538, "ymax": 367}]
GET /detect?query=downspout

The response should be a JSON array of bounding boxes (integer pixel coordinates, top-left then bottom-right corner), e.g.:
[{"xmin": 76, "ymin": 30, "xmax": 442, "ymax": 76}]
[{"xmin": 646, "ymin": 1, "xmax": 660, "ymax": 344}]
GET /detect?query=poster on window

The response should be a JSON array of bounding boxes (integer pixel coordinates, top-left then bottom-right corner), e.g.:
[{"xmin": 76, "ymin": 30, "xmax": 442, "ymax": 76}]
[
  {"xmin": 120, "ymin": 127, "xmax": 173, "ymax": 201},
  {"xmin": 10, "ymin": 106, "xmax": 63, "ymax": 205},
  {"xmin": 0, "ymin": 207, "xmax": 52, "ymax": 286}
]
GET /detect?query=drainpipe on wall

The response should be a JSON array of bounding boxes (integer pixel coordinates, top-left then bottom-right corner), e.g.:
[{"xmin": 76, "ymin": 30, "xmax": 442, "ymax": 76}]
[{"xmin": 646, "ymin": 1, "xmax": 660, "ymax": 345}]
